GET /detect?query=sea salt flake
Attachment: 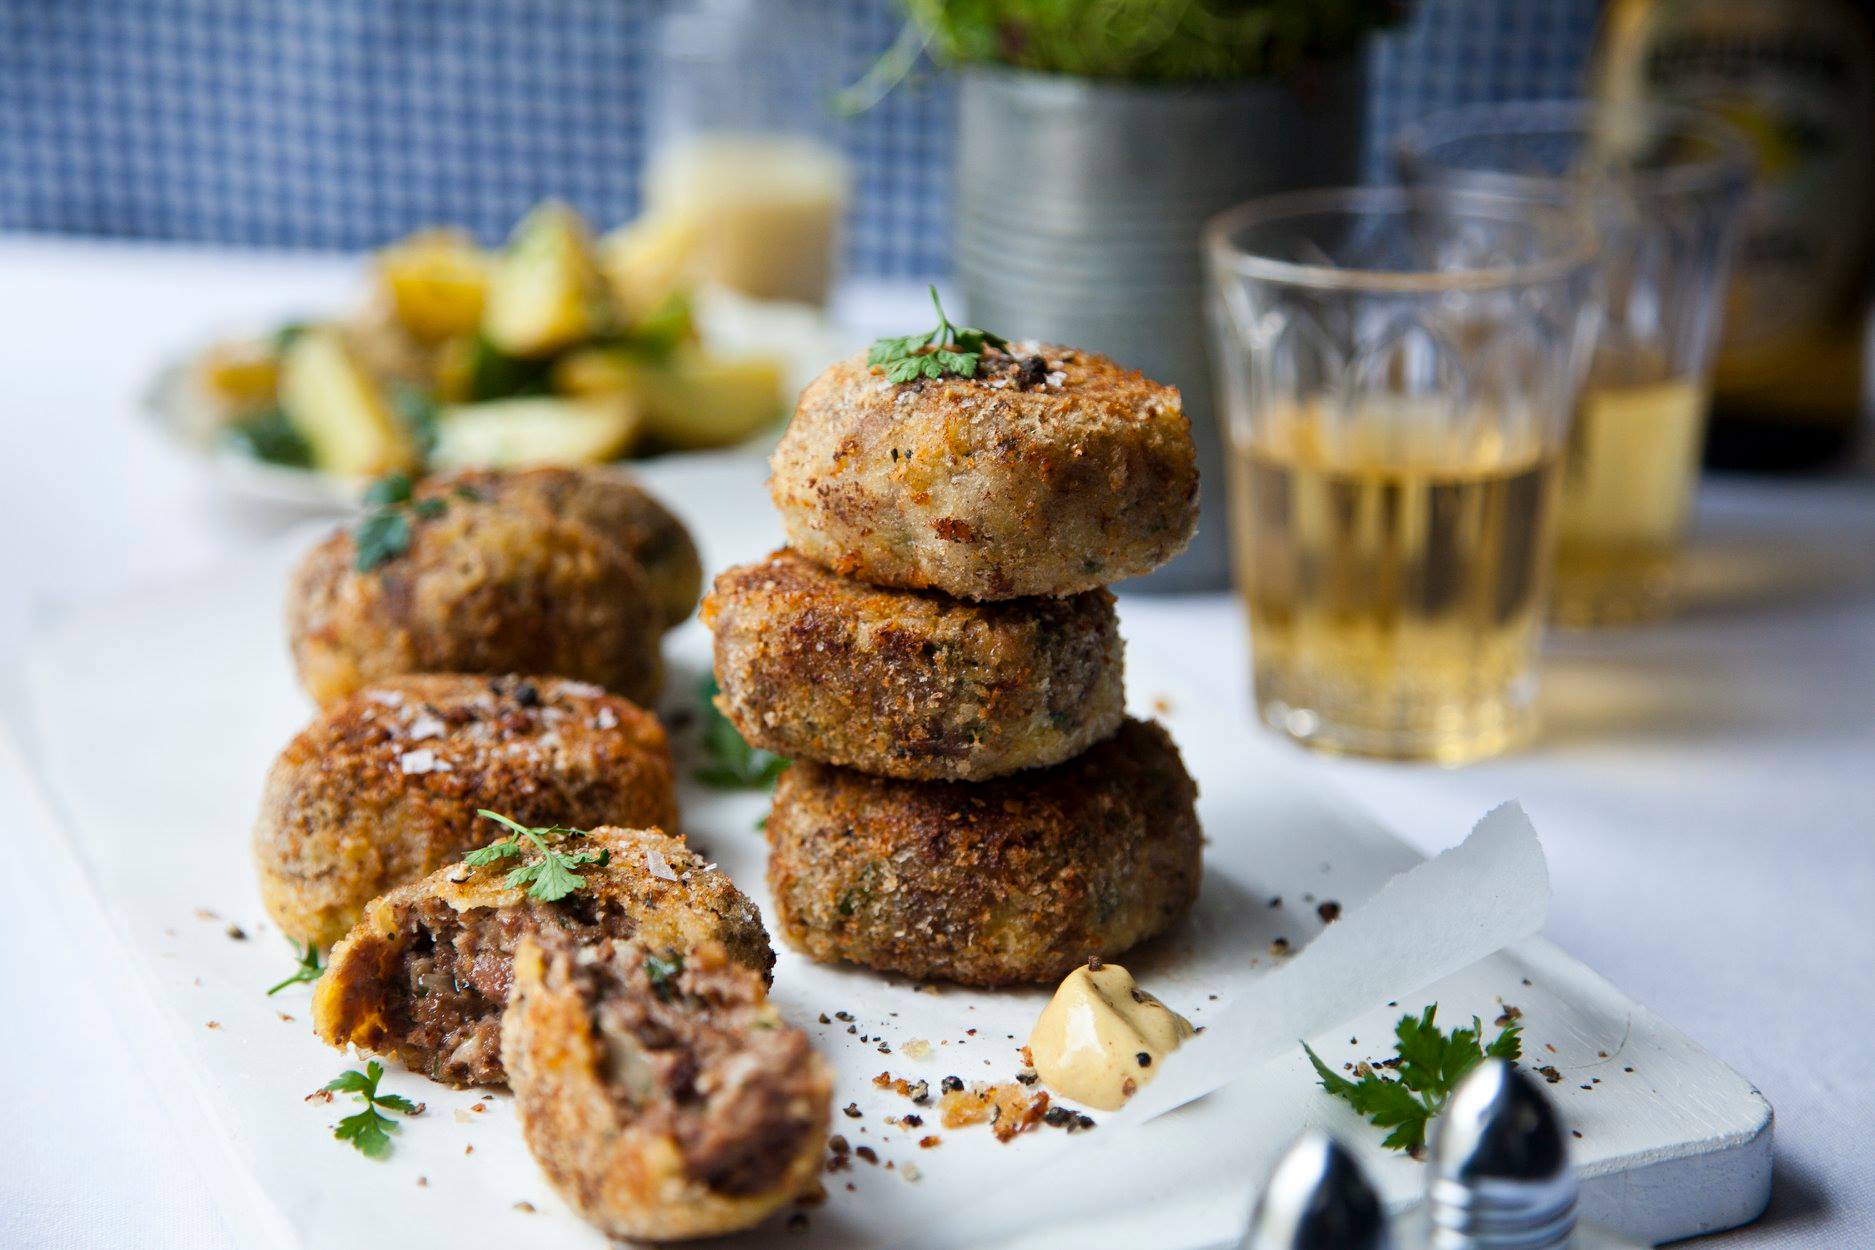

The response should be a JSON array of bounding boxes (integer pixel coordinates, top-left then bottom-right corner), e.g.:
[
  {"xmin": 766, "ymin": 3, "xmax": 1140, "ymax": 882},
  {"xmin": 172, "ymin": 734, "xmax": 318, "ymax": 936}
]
[
  {"xmin": 645, "ymin": 848, "xmax": 678, "ymax": 881},
  {"xmin": 406, "ymin": 714, "xmax": 446, "ymax": 741},
  {"xmin": 555, "ymin": 680, "xmax": 605, "ymax": 697},
  {"xmin": 1045, "ymin": 371, "xmax": 1067, "ymax": 388},
  {"xmin": 365, "ymin": 691, "xmax": 405, "ymax": 707},
  {"xmin": 400, "ymin": 749, "xmax": 451, "ymax": 775},
  {"xmin": 594, "ymin": 707, "xmax": 619, "ymax": 730}
]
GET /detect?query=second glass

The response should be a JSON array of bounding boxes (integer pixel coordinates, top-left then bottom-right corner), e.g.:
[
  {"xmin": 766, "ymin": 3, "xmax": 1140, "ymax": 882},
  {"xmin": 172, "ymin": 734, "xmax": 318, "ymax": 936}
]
[
  {"xmin": 1207, "ymin": 187, "xmax": 1601, "ymax": 763},
  {"xmin": 1396, "ymin": 102, "xmax": 1748, "ymax": 627}
]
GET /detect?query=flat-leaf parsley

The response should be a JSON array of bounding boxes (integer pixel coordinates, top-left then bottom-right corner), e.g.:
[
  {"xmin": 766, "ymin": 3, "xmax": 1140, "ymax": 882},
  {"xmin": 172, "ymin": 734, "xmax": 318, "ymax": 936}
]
[
  {"xmin": 1302, "ymin": 1004, "xmax": 1522, "ymax": 1156},
  {"xmin": 693, "ymin": 675, "xmax": 788, "ymax": 790},
  {"xmin": 324, "ymin": 1059, "xmax": 421, "ymax": 1159},
  {"xmin": 867, "ymin": 286, "xmax": 1008, "ymax": 384},
  {"xmin": 464, "ymin": 810, "xmax": 611, "ymax": 902},
  {"xmin": 265, "ymin": 938, "xmax": 324, "ymax": 995},
  {"xmin": 354, "ymin": 471, "xmax": 451, "ymax": 572}
]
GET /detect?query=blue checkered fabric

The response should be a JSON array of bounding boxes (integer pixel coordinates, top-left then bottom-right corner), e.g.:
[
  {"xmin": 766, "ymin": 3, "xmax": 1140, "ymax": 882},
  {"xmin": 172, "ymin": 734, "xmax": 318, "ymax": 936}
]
[{"xmin": 0, "ymin": 0, "xmax": 1598, "ymax": 279}]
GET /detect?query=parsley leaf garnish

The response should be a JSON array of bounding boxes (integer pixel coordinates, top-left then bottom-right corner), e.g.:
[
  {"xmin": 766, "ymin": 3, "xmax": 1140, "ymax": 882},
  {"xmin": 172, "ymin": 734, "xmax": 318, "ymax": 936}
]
[
  {"xmin": 324, "ymin": 1059, "xmax": 420, "ymax": 1159},
  {"xmin": 353, "ymin": 472, "xmax": 448, "ymax": 572},
  {"xmin": 353, "ymin": 509, "xmax": 411, "ymax": 571},
  {"xmin": 867, "ymin": 286, "xmax": 1008, "ymax": 384},
  {"xmin": 693, "ymin": 675, "xmax": 789, "ymax": 790},
  {"xmin": 265, "ymin": 939, "xmax": 324, "ymax": 995},
  {"xmin": 464, "ymin": 810, "xmax": 611, "ymax": 902},
  {"xmin": 361, "ymin": 470, "xmax": 413, "ymax": 508},
  {"xmin": 1302, "ymin": 1004, "xmax": 1523, "ymax": 1157}
]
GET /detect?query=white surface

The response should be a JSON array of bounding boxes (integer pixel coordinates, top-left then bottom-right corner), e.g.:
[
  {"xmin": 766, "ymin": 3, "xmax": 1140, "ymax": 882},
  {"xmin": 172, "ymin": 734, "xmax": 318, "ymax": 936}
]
[
  {"xmin": 15, "ymin": 510, "xmax": 1767, "ymax": 1249},
  {"xmin": 0, "ymin": 236, "xmax": 1871, "ymax": 1247}
]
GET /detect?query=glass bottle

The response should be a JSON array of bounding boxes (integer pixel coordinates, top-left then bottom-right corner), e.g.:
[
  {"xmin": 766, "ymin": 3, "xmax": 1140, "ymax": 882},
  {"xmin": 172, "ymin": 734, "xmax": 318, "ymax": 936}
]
[
  {"xmin": 1595, "ymin": 0, "xmax": 1875, "ymax": 471},
  {"xmin": 641, "ymin": 0, "xmax": 851, "ymax": 307}
]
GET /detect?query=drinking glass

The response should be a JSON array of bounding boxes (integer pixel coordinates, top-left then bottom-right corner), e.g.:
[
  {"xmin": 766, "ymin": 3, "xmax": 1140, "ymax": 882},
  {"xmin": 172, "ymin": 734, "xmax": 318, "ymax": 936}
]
[
  {"xmin": 1396, "ymin": 101, "xmax": 1748, "ymax": 626},
  {"xmin": 1207, "ymin": 187, "xmax": 1600, "ymax": 764}
]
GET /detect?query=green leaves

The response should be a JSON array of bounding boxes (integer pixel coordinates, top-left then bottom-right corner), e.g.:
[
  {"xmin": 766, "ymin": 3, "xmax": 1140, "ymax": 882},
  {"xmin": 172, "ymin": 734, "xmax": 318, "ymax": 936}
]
[
  {"xmin": 866, "ymin": 286, "xmax": 1008, "ymax": 385},
  {"xmin": 901, "ymin": 0, "xmax": 1400, "ymax": 84},
  {"xmin": 353, "ymin": 471, "xmax": 451, "ymax": 572},
  {"xmin": 361, "ymin": 471, "xmax": 413, "ymax": 507},
  {"xmin": 465, "ymin": 810, "xmax": 611, "ymax": 903},
  {"xmin": 223, "ymin": 404, "xmax": 313, "ymax": 468},
  {"xmin": 388, "ymin": 384, "xmax": 441, "ymax": 459},
  {"xmin": 622, "ymin": 292, "xmax": 695, "ymax": 364},
  {"xmin": 352, "ymin": 509, "xmax": 411, "ymax": 571},
  {"xmin": 465, "ymin": 334, "xmax": 556, "ymax": 402},
  {"xmin": 644, "ymin": 951, "xmax": 684, "ymax": 1001},
  {"xmin": 324, "ymin": 1059, "xmax": 420, "ymax": 1159},
  {"xmin": 1302, "ymin": 1004, "xmax": 1523, "ymax": 1156},
  {"xmin": 693, "ymin": 675, "xmax": 789, "ymax": 790},
  {"xmin": 265, "ymin": 939, "xmax": 324, "ymax": 996}
]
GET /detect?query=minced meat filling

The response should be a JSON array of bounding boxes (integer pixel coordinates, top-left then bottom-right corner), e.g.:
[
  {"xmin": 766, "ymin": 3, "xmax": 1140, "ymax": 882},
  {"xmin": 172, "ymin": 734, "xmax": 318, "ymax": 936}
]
[
  {"xmin": 385, "ymin": 895, "xmax": 639, "ymax": 1086},
  {"xmin": 574, "ymin": 943, "xmax": 819, "ymax": 1196}
]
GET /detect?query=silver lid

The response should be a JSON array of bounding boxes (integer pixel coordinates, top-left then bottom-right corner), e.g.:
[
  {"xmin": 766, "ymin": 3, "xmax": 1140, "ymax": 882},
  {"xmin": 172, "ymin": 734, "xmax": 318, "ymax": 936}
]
[
  {"xmin": 1429, "ymin": 1060, "xmax": 1578, "ymax": 1249},
  {"xmin": 1243, "ymin": 1131, "xmax": 1393, "ymax": 1250}
]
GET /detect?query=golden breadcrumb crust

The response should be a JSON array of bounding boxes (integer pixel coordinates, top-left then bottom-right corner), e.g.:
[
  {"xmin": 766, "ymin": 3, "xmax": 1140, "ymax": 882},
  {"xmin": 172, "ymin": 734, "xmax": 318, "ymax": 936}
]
[
  {"xmin": 286, "ymin": 490, "xmax": 663, "ymax": 706},
  {"xmin": 704, "ymin": 549, "xmax": 1123, "ymax": 780},
  {"xmin": 253, "ymin": 674, "xmax": 677, "ymax": 948},
  {"xmin": 503, "ymin": 937, "xmax": 831, "ymax": 1241},
  {"xmin": 766, "ymin": 718, "xmax": 1202, "ymax": 986},
  {"xmin": 431, "ymin": 466, "xmax": 702, "ymax": 629},
  {"xmin": 770, "ymin": 347, "xmax": 1197, "ymax": 599}
]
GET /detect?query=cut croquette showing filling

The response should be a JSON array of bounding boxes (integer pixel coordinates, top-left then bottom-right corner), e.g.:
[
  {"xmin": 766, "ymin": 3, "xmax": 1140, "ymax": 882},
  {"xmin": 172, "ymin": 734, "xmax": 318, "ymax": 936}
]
[
  {"xmin": 351, "ymin": 894, "xmax": 641, "ymax": 1086},
  {"xmin": 548, "ymin": 937, "xmax": 824, "ymax": 1196},
  {"xmin": 317, "ymin": 825, "xmax": 777, "ymax": 1093}
]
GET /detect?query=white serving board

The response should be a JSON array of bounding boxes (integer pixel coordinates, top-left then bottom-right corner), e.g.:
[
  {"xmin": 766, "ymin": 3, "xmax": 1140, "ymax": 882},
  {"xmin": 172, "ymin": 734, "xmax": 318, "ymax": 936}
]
[{"xmin": 15, "ymin": 457, "xmax": 1770, "ymax": 1249}]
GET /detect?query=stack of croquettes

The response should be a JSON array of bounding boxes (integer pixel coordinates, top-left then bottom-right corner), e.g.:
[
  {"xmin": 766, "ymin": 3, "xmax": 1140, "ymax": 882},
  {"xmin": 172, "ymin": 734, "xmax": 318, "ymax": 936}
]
[{"xmin": 705, "ymin": 339, "xmax": 1207, "ymax": 986}]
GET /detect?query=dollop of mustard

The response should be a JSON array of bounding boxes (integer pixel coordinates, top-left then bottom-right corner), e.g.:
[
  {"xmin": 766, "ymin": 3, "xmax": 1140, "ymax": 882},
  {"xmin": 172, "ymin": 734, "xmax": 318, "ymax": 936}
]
[{"xmin": 1025, "ymin": 961, "xmax": 1194, "ymax": 1111}]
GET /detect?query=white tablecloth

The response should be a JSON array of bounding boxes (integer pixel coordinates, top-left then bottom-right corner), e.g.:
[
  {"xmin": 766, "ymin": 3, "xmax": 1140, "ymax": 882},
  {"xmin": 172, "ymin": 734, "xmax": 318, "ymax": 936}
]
[{"xmin": 0, "ymin": 236, "xmax": 1869, "ymax": 1249}]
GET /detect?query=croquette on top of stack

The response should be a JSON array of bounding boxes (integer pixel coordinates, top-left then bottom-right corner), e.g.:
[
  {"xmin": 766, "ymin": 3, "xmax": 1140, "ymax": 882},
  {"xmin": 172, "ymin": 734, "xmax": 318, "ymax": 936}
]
[
  {"xmin": 770, "ymin": 344, "xmax": 1198, "ymax": 600},
  {"xmin": 707, "ymin": 336, "xmax": 1205, "ymax": 987}
]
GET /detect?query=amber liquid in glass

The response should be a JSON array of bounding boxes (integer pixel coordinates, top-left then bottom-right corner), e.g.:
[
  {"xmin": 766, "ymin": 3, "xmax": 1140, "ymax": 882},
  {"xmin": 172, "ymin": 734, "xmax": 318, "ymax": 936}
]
[
  {"xmin": 1552, "ymin": 372, "xmax": 1708, "ymax": 626},
  {"xmin": 1230, "ymin": 406, "xmax": 1560, "ymax": 763}
]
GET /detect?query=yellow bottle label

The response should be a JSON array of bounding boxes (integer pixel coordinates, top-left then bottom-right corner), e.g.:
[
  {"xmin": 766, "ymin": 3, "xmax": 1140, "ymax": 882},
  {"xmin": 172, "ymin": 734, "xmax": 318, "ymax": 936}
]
[{"xmin": 1598, "ymin": 0, "xmax": 1875, "ymax": 422}]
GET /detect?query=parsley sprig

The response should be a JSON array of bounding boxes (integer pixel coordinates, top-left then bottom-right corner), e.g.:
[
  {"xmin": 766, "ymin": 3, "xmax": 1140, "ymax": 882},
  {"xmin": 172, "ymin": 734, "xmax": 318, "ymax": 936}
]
[
  {"xmin": 463, "ymin": 810, "xmax": 611, "ymax": 902},
  {"xmin": 353, "ymin": 471, "xmax": 448, "ymax": 572},
  {"xmin": 1303, "ymin": 1004, "xmax": 1522, "ymax": 1157},
  {"xmin": 324, "ymin": 1059, "xmax": 421, "ymax": 1159},
  {"xmin": 694, "ymin": 676, "xmax": 788, "ymax": 790},
  {"xmin": 867, "ymin": 286, "xmax": 1008, "ymax": 384},
  {"xmin": 265, "ymin": 939, "xmax": 324, "ymax": 996}
]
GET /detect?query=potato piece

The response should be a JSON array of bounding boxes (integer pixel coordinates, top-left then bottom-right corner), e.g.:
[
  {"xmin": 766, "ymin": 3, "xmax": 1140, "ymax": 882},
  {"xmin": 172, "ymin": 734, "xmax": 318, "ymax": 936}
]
[
  {"xmin": 551, "ymin": 346, "xmax": 637, "ymax": 398},
  {"xmin": 195, "ymin": 340, "xmax": 281, "ymax": 416},
  {"xmin": 599, "ymin": 210, "xmax": 704, "ymax": 321},
  {"xmin": 278, "ymin": 329, "xmax": 418, "ymax": 477},
  {"xmin": 429, "ymin": 395, "xmax": 642, "ymax": 469},
  {"xmin": 483, "ymin": 203, "xmax": 612, "ymax": 357},
  {"xmin": 376, "ymin": 229, "xmax": 489, "ymax": 343},
  {"xmin": 636, "ymin": 347, "xmax": 785, "ymax": 450},
  {"xmin": 431, "ymin": 335, "xmax": 479, "ymax": 403}
]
